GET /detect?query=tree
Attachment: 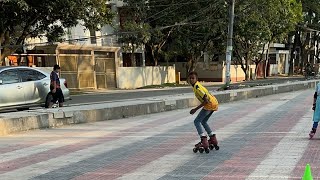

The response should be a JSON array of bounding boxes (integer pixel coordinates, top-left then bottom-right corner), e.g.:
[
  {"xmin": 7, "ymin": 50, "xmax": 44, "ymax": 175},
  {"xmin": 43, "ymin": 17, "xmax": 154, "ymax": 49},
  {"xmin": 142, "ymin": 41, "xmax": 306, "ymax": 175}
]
[
  {"xmin": 121, "ymin": 0, "xmax": 227, "ymax": 69},
  {"xmin": 233, "ymin": 0, "xmax": 271, "ymax": 80},
  {"xmin": 121, "ymin": 0, "xmax": 191, "ymax": 66},
  {"xmin": 262, "ymin": 0, "xmax": 302, "ymax": 78},
  {"xmin": 288, "ymin": 0, "xmax": 320, "ymax": 75},
  {"xmin": 233, "ymin": 0, "xmax": 302, "ymax": 80},
  {"xmin": 165, "ymin": 0, "xmax": 227, "ymax": 73},
  {"xmin": 0, "ymin": 0, "xmax": 114, "ymax": 64},
  {"xmin": 117, "ymin": 22, "xmax": 151, "ymax": 66}
]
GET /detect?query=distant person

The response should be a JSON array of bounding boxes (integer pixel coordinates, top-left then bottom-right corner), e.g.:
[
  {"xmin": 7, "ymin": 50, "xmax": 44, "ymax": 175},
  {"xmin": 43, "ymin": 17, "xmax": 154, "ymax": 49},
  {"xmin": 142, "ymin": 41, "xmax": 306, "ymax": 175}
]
[
  {"xmin": 49, "ymin": 64, "xmax": 64, "ymax": 107},
  {"xmin": 188, "ymin": 71, "xmax": 219, "ymax": 153},
  {"xmin": 305, "ymin": 63, "xmax": 313, "ymax": 79}
]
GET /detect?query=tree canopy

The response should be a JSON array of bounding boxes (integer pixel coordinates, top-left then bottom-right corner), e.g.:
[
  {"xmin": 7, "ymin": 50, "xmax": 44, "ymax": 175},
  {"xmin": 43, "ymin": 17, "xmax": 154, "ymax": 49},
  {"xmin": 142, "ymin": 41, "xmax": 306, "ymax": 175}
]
[
  {"xmin": 120, "ymin": 0, "xmax": 303, "ymax": 78},
  {"xmin": 2, "ymin": 0, "xmax": 318, "ymax": 80},
  {"xmin": 0, "ymin": 0, "xmax": 114, "ymax": 62}
]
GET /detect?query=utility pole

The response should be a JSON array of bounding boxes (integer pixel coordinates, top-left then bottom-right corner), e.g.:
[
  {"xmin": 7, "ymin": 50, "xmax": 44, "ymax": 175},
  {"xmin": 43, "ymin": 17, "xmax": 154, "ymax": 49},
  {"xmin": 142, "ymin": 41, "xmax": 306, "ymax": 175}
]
[
  {"xmin": 225, "ymin": 0, "xmax": 235, "ymax": 88},
  {"xmin": 0, "ymin": 21, "xmax": 2, "ymax": 65},
  {"xmin": 0, "ymin": 40, "xmax": 2, "ymax": 64}
]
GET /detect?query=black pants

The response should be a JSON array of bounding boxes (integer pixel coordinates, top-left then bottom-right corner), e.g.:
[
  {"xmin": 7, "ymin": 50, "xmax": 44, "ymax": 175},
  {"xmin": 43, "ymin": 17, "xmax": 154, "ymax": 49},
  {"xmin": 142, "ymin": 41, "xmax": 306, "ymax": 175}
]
[{"xmin": 52, "ymin": 88, "xmax": 64, "ymax": 103}]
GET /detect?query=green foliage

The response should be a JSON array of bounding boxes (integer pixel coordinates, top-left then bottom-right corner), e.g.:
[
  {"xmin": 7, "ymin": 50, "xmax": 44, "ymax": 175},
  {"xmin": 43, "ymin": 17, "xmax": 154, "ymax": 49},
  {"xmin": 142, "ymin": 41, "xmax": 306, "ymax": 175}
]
[
  {"xmin": 121, "ymin": 0, "xmax": 302, "ymax": 74},
  {"xmin": 0, "ymin": 0, "xmax": 114, "ymax": 61},
  {"xmin": 168, "ymin": 0, "xmax": 227, "ymax": 71},
  {"xmin": 118, "ymin": 22, "xmax": 151, "ymax": 53},
  {"xmin": 121, "ymin": 0, "xmax": 227, "ymax": 68},
  {"xmin": 233, "ymin": 0, "xmax": 302, "ymax": 80}
]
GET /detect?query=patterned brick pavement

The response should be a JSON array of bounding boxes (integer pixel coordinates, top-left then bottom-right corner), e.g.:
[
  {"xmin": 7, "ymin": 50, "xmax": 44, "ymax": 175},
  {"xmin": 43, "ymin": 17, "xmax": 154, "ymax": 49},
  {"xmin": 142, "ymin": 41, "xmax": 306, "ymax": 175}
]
[{"xmin": 0, "ymin": 90, "xmax": 317, "ymax": 180}]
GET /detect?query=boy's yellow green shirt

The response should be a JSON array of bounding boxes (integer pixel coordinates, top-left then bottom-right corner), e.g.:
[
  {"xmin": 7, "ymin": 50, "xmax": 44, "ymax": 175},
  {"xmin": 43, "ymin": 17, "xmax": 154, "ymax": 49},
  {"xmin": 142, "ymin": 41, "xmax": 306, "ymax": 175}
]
[{"xmin": 192, "ymin": 81, "xmax": 219, "ymax": 111}]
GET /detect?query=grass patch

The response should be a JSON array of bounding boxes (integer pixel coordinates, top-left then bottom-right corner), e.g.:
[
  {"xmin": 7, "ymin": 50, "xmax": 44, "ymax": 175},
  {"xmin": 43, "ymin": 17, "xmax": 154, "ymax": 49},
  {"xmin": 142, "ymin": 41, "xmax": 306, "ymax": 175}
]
[{"xmin": 138, "ymin": 83, "xmax": 188, "ymax": 89}]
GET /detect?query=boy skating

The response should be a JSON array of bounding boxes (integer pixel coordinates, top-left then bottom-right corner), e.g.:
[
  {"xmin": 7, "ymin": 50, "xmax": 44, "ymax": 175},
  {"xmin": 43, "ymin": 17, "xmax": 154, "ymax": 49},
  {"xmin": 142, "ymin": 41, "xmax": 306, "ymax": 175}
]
[{"xmin": 188, "ymin": 71, "xmax": 219, "ymax": 153}]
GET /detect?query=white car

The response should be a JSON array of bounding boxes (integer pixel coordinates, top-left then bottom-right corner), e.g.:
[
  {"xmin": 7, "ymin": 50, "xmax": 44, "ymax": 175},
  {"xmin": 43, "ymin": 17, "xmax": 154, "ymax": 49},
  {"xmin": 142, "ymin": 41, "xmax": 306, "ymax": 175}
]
[{"xmin": 0, "ymin": 66, "xmax": 70, "ymax": 111}]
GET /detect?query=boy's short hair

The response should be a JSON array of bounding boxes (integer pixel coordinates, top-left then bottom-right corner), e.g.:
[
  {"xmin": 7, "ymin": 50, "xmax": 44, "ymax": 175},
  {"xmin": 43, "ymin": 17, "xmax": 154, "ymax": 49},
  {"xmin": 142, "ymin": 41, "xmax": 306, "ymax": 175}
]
[
  {"xmin": 188, "ymin": 71, "xmax": 198, "ymax": 77},
  {"xmin": 53, "ymin": 64, "xmax": 61, "ymax": 70}
]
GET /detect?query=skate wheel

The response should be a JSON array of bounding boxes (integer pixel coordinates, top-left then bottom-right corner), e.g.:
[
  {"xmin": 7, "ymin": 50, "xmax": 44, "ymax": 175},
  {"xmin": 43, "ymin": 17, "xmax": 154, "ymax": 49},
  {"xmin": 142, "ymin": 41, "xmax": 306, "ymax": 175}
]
[
  {"xmin": 193, "ymin": 148, "xmax": 198, "ymax": 153},
  {"xmin": 215, "ymin": 145, "xmax": 220, "ymax": 150},
  {"xmin": 209, "ymin": 145, "xmax": 214, "ymax": 150},
  {"xmin": 199, "ymin": 148, "xmax": 204, "ymax": 153},
  {"xmin": 205, "ymin": 148, "xmax": 210, "ymax": 154}
]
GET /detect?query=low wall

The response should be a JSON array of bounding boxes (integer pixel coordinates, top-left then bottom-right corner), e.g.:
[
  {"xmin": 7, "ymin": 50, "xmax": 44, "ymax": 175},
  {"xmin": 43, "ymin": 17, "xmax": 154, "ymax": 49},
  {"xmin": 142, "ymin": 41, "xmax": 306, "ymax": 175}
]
[
  {"xmin": 116, "ymin": 66, "xmax": 176, "ymax": 89},
  {"xmin": 172, "ymin": 62, "xmax": 255, "ymax": 82}
]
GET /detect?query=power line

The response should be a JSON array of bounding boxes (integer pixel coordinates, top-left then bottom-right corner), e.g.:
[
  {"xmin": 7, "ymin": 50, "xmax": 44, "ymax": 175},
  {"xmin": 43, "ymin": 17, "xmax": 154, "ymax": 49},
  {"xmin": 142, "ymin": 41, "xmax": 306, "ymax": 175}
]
[
  {"xmin": 122, "ymin": 0, "xmax": 212, "ymax": 8},
  {"xmin": 0, "ymin": 20, "xmax": 219, "ymax": 49},
  {"xmin": 145, "ymin": 0, "xmax": 221, "ymax": 32},
  {"xmin": 143, "ymin": 0, "xmax": 190, "ymax": 22}
]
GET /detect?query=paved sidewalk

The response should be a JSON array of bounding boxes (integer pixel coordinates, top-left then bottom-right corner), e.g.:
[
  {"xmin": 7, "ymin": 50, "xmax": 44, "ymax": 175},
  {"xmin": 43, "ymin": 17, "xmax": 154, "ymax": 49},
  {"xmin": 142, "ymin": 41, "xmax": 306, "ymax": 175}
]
[{"xmin": 0, "ymin": 89, "xmax": 317, "ymax": 179}]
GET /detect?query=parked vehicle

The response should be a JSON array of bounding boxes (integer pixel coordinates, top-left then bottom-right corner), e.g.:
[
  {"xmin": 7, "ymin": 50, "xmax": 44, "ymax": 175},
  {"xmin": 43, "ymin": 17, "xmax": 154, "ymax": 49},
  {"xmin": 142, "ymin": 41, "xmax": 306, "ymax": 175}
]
[{"xmin": 0, "ymin": 66, "xmax": 70, "ymax": 111}]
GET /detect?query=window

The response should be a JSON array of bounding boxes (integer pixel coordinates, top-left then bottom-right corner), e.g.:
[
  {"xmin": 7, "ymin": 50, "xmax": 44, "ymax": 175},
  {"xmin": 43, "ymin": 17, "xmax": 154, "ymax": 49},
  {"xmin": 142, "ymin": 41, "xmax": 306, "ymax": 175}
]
[
  {"xmin": 19, "ymin": 69, "xmax": 46, "ymax": 82},
  {"xmin": 0, "ymin": 70, "xmax": 19, "ymax": 84}
]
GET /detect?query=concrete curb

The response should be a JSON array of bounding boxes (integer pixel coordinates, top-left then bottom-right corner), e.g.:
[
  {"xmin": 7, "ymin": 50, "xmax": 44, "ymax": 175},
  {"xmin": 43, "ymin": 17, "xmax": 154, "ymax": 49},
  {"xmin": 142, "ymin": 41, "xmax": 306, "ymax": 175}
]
[{"xmin": 0, "ymin": 80, "xmax": 318, "ymax": 136}]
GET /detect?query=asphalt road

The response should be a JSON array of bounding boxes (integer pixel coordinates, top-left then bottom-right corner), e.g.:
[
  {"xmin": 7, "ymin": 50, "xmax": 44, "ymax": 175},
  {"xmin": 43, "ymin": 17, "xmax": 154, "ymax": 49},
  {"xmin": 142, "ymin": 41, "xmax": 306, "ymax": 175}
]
[{"xmin": 68, "ymin": 77, "xmax": 308, "ymax": 106}]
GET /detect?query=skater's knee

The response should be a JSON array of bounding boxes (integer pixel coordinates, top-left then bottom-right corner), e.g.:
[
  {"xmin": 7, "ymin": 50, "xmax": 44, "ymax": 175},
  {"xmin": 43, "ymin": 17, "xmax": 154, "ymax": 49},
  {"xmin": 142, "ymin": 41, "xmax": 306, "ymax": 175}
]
[
  {"xmin": 201, "ymin": 121, "xmax": 208, "ymax": 126},
  {"xmin": 194, "ymin": 121, "xmax": 201, "ymax": 128},
  {"xmin": 194, "ymin": 119, "xmax": 201, "ymax": 125}
]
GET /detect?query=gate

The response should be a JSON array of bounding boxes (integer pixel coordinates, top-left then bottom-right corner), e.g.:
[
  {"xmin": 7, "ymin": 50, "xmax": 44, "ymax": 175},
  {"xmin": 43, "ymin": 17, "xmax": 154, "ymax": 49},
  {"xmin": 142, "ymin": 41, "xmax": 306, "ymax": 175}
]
[{"xmin": 95, "ymin": 51, "xmax": 116, "ymax": 89}]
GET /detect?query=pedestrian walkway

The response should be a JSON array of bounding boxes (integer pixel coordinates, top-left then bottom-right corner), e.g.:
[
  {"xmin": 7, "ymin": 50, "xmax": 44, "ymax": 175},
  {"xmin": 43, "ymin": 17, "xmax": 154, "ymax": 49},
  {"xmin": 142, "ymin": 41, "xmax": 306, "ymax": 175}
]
[{"xmin": 0, "ymin": 89, "xmax": 317, "ymax": 179}]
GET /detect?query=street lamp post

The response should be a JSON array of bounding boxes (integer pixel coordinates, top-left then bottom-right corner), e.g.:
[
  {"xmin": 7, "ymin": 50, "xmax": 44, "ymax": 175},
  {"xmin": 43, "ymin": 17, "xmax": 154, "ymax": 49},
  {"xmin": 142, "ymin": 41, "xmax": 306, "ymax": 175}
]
[{"xmin": 225, "ymin": 0, "xmax": 235, "ymax": 88}]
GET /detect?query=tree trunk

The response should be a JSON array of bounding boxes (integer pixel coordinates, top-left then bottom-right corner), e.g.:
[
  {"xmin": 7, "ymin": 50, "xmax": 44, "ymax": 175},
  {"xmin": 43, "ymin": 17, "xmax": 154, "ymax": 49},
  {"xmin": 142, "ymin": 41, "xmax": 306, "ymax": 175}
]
[
  {"xmin": 131, "ymin": 45, "xmax": 136, "ymax": 67},
  {"xmin": 240, "ymin": 64, "xmax": 247, "ymax": 81},
  {"xmin": 300, "ymin": 48, "xmax": 307, "ymax": 74},
  {"xmin": 152, "ymin": 49, "xmax": 158, "ymax": 66},
  {"xmin": 187, "ymin": 56, "xmax": 199, "ymax": 74},
  {"xmin": 0, "ymin": 49, "xmax": 3, "ymax": 66},
  {"xmin": 245, "ymin": 54, "xmax": 251, "ymax": 81},
  {"xmin": 316, "ymin": 33, "xmax": 320, "ymax": 64},
  {"xmin": 144, "ymin": 44, "xmax": 152, "ymax": 66},
  {"xmin": 299, "ymin": 32, "xmax": 312, "ymax": 74},
  {"xmin": 264, "ymin": 43, "xmax": 271, "ymax": 78},
  {"xmin": 254, "ymin": 62, "xmax": 259, "ymax": 80},
  {"xmin": 245, "ymin": 68, "xmax": 250, "ymax": 81},
  {"xmin": 187, "ymin": 59, "xmax": 193, "ymax": 73},
  {"xmin": 289, "ymin": 31, "xmax": 299, "ymax": 76}
]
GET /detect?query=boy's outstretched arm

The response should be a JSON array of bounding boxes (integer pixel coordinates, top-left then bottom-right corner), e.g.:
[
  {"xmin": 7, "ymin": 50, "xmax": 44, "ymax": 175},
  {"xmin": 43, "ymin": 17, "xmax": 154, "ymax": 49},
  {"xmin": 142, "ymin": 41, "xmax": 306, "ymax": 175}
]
[{"xmin": 190, "ymin": 95, "xmax": 209, "ymax": 114}]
